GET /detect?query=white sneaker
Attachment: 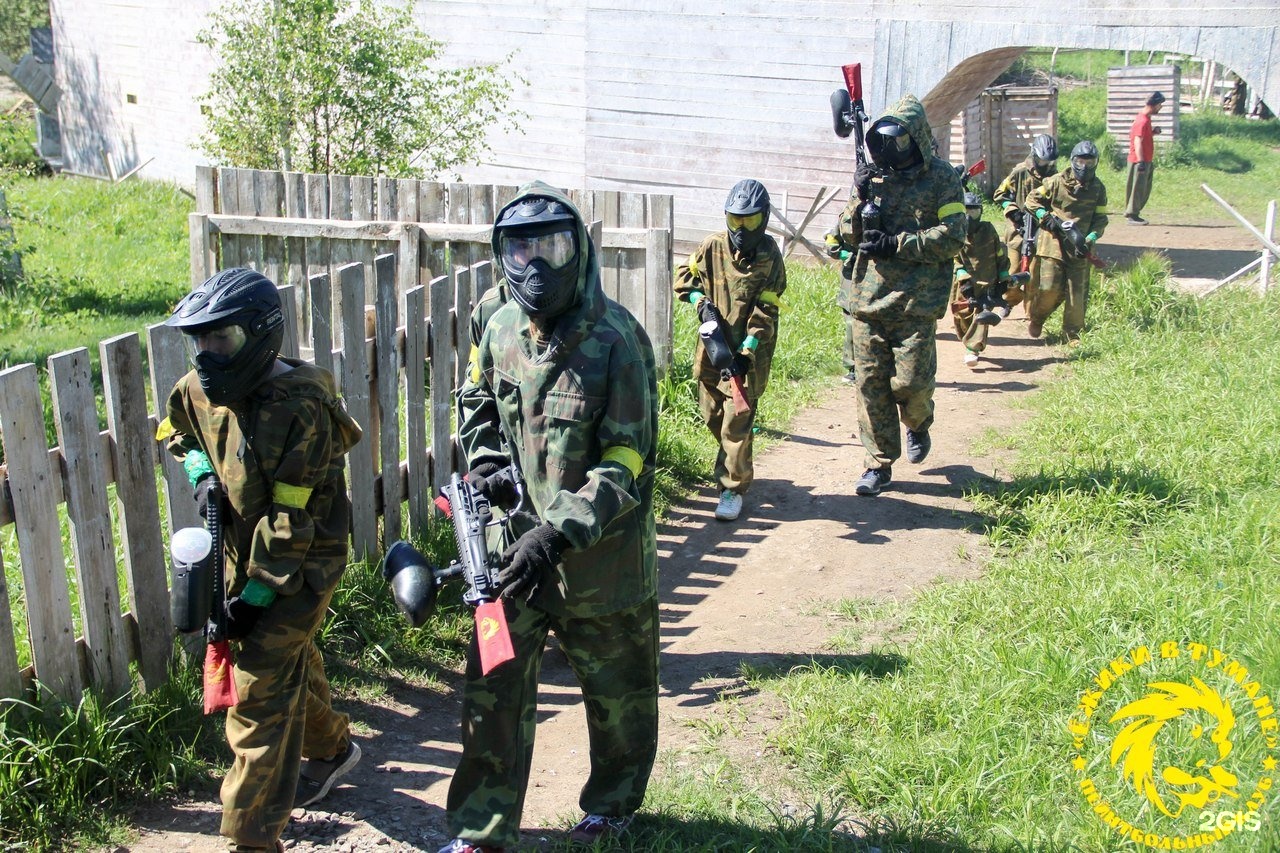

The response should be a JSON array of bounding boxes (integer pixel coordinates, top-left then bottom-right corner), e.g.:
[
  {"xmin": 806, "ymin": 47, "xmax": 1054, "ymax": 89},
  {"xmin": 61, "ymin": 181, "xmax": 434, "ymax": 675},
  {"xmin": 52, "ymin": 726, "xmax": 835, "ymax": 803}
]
[
  {"xmin": 714, "ymin": 490, "xmax": 742, "ymax": 521},
  {"xmin": 964, "ymin": 352, "xmax": 980, "ymax": 368}
]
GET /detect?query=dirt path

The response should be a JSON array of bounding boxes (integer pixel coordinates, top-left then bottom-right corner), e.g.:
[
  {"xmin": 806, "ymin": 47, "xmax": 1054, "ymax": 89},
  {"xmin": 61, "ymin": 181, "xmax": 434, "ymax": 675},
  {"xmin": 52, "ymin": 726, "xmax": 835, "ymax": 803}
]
[{"xmin": 113, "ymin": 220, "xmax": 1252, "ymax": 853}]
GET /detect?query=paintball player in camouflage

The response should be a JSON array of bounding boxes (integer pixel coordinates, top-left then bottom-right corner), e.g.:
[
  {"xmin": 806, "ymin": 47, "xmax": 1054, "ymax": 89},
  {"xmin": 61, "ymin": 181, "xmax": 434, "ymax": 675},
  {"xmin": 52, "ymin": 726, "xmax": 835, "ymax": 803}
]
[
  {"xmin": 1024, "ymin": 140, "xmax": 1109, "ymax": 345},
  {"xmin": 993, "ymin": 133, "xmax": 1058, "ymax": 311},
  {"xmin": 158, "ymin": 268, "xmax": 363, "ymax": 853},
  {"xmin": 441, "ymin": 182, "xmax": 660, "ymax": 853},
  {"xmin": 951, "ymin": 193, "xmax": 1014, "ymax": 368},
  {"xmin": 827, "ymin": 94, "xmax": 967, "ymax": 496},
  {"xmin": 673, "ymin": 179, "xmax": 786, "ymax": 522}
]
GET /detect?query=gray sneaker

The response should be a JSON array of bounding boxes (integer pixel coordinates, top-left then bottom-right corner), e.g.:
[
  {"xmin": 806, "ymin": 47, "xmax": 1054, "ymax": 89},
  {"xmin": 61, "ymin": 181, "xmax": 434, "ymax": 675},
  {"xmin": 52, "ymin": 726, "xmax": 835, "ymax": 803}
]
[
  {"xmin": 905, "ymin": 428, "xmax": 931, "ymax": 464},
  {"xmin": 855, "ymin": 467, "xmax": 891, "ymax": 496},
  {"xmin": 295, "ymin": 740, "xmax": 361, "ymax": 808}
]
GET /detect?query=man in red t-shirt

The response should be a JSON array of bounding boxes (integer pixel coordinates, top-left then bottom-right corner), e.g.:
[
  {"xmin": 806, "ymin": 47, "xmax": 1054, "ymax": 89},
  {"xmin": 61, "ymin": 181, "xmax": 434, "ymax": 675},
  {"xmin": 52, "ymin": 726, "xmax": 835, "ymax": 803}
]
[{"xmin": 1124, "ymin": 91, "xmax": 1166, "ymax": 225}]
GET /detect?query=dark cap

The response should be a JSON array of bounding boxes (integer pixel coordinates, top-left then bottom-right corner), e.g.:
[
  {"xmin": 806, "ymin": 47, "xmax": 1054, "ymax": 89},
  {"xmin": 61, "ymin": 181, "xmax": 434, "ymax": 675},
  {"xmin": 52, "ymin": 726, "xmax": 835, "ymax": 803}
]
[{"xmin": 1147, "ymin": 92, "xmax": 1166, "ymax": 106}]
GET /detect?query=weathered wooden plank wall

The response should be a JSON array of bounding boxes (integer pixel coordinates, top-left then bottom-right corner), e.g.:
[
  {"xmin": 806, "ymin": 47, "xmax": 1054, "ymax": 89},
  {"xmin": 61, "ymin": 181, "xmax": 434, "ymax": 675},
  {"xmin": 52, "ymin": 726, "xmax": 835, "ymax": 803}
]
[{"xmin": 1107, "ymin": 65, "xmax": 1181, "ymax": 147}]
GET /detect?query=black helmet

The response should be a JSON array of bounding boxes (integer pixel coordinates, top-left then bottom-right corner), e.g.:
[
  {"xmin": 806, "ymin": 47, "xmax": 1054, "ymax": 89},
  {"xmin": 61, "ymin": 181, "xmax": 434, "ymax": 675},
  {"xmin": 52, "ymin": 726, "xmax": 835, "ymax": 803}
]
[
  {"xmin": 963, "ymin": 192, "xmax": 983, "ymax": 218},
  {"xmin": 724, "ymin": 179, "xmax": 770, "ymax": 255},
  {"xmin": 1069, "ymin": 140, "xmax": 1099, "ymax": 184},
  {"xmin": 494, "ymin": 195, "xmax": 581, "ymax": 319},
  {"xmin": 867, "ymin": 118, "xmax": 923, "ymax": 171},
  {"xmin": 1031, "ymin": 134, "xmax": 1058, "ymax": 175},
  {"xmin": 166, "ymin": 267, "xmax": 284, "ymax": 406}
]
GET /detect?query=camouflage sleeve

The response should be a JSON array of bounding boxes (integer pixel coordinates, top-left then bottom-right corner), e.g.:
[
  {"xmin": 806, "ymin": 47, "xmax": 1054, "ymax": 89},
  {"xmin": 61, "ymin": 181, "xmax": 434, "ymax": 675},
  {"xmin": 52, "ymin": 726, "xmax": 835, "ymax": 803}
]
[
  {"xmin": 745, "ymin": 249, "xmax": 786, "ymax": 346},
  {"xmin": 243, "ymin": 397, "xmax": 334, "ymax": 594},
  {"xmin": 897, "ymin": 167, "xmax": 967, "ymax": 264},
  {"xmin": 1090, "ymin": 184, "xmax": 1109, "ymax": 240},
  {"xmin": 674, "ymin": 240, "xmax": 708, "ymax": 305},
  {"xmin": 1024, "ymin": 180, "xmax": 1052, "ymax": 219},
  {"xmin": 834, "ymin": 196, "xmax": 863, "ymax": 250},
  {"xmin": 541, "ymin": 341, "xmax": 653, "ymax": 551},
  {"xmin": 992, "ymin": 172, "xmax": 1018, "ymax": 211},
  {"xmin": 457, "ymin": 328, "xmax": 509, "ymax": 474},
  {"xmin": 995, "ymin": 231, "xmax": 1011, "ymax": 280},
  {"xmin": 162, "ymin": 377, "xmax": 203, "ymax": 463}
]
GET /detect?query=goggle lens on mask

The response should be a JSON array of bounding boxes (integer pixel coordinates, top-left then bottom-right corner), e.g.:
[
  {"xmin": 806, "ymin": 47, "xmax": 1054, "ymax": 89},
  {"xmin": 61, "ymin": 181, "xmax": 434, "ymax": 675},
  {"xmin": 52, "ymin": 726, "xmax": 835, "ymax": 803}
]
[
  {"xmin": 186, "ymin": 325, "xmax": 247, "ymax": 361},
  {"xmin": 726, "ymin": 212, "xmax": 763, "ymax": 231},
  {"xmin": 500, "ymin": 228, "xmax": 577, "ymax": 271},
  {"xmin": 1072, "ymin": 156, "xmax": 1097, "ymax": 170}
]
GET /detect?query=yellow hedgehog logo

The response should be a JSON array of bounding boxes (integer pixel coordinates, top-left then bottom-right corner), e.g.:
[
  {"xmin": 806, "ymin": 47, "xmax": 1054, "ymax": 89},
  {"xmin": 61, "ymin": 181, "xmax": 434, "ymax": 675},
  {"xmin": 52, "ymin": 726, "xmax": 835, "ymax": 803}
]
[{"xmin": 1109, "ymin": 677, "xmax": 1240, "ymax": 818}]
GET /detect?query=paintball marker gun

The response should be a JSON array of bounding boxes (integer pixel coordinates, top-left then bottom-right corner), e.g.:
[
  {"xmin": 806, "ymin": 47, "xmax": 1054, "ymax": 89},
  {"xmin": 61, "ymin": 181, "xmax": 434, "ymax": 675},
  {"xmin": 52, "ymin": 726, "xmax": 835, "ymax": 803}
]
[
  {"xmin": 830, "ymin": 63, "xmax": 882, "ymax": 233},
  {"xmin": 1059, "ymin": 219, "xmax": 1109, "ymax": 271},
  {"xmin": 951, "ymin": 272, "xmax": 1031, "ymax": 326},
  {"xmin": 699, "ymin": 319, "xmax": 752, "ymax": 415},
  {"xmin": 1020, "ymin": 205, "xmax": 1037, "ymax": 274},
  {"xmin": 168, "ymin": 476, "xmax": 238, "ymax": 713},
  {"xmin": 956, "ymin": 158, "xmax": 987, "ymax": 189}
]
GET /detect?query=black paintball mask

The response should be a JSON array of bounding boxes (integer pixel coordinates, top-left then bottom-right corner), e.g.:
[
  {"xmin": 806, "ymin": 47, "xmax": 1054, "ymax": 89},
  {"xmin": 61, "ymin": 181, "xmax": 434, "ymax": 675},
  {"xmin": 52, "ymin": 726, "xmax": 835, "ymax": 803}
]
[
  {"xmin": 1070, "ymin": 140, "xmax": 1099, "ymax": 184},
  {"xmin": 1031, "ymin": 134, "xmax": 1058, "ymax": 177},
  {"xmin": 867, "ymin": 118, "xmax": 923, "ymax": 172},
  {"xmin": 963, "ymin": 192, "xmax": 983, "ymax": 222},
  {"xmin": 724, "ymin": 179, "xmax": 771, "ymax": 256},
  {"xmin": 495, "ymin": 196, "xmax": 581, "ymax": 320},
  {"xmin": 166, "ymin": 267, "xmax": 285, "ymax": 406}
]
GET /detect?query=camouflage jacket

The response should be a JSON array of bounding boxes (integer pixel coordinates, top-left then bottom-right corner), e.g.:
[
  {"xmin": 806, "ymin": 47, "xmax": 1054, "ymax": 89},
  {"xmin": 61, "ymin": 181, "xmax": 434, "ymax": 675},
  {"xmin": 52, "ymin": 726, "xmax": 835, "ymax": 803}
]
[
  {"xmin": 1025, "ymin": 169, "xmax": 1109, "ymax": 263},
  {"xmin": 954, "ymin": 219, "xmax": 1010, "ymax": 289},
  {"xmin": 831, "ymin": 94, "xmax": 967, "ymax": 320},
  {"xmin": 992, "ymin": 157, "xmax": 1051, "ymax": 244},
  {"xmin": 460, "ymin": 183, "xmax": 659, "ymax": 618},
  {"xmin": 160, "ymin": 360, "xmax": 362, "ymax": 597},
  {"xmin": 673, "ymin": 230, "xmax": 786, "ymax": 399}
]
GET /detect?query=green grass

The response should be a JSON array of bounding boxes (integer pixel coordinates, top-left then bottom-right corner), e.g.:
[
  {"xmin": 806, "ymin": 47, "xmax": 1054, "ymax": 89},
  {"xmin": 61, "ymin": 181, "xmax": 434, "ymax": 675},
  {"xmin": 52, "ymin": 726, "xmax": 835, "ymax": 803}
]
[{"xmin": 751, "ymin": 256, "xmax": 1280, "ymax": 849}]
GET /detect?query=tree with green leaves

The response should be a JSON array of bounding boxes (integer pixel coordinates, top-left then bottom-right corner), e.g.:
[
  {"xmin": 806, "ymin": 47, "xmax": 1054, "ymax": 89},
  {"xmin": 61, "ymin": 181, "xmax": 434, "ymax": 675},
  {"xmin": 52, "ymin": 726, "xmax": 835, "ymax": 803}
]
[
  {"xmin": 0, "ymin": 0, "xmax": 49, "ymax": 62},
  {"xmin": 197, "ymin": 0, "xmax": 520, "ymax": 178}
]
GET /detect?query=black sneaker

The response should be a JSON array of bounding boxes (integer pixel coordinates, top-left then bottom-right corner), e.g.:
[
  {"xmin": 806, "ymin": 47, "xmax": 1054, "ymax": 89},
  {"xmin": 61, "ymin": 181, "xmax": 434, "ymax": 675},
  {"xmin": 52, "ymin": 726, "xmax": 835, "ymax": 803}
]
[
  {"xmin": 855, "ymin": 467, "xmax": 891, "ymax": 496},
  {"xmin": 841, "ymin": 369, "xmax": 857, "ymax": 384},
  {"xmin": 295, "ymin": 741, "xmax": 361, "ymax": 808},
  {"xmin": 905, "ymin": 429, "xmax": 931, "ymax": 464}
]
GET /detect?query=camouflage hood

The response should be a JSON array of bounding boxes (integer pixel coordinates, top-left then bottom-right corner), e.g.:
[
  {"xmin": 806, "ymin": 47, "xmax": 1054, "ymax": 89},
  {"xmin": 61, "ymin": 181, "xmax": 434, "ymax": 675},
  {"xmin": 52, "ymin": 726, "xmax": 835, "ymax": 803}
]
[
  {"xmin": 256, "ymin": 359, "xmax": 363, "ymax": 454},
  {"xmin": 876, "ymin": 94, "xmax": 936, "ymax": 176},
  {"xmin": 490, "ymin": 180, "xmax": 604, "ymax": 338}
]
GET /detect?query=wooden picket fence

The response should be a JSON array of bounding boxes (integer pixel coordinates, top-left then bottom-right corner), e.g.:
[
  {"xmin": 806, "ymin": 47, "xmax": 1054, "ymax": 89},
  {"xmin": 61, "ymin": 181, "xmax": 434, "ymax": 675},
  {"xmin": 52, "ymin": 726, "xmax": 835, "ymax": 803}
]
[{"xmin": 0, "ymin": 168, "xmax": 675, "ymax": 703}]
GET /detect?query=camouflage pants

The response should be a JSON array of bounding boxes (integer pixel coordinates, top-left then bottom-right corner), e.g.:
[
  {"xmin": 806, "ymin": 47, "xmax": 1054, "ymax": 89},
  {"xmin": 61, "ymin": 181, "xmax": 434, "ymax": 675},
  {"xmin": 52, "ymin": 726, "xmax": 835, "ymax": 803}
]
[
  {"xmin": 698, "ymin": 369, "xmax": 758, "ymax": 494},
  {"xmin": 948, "ymin": 279, "xmax": 992, "ymax": 354},
  {"xmin": 446, "ymin": 596, "xmax": 660, "ymax": 848},
  {"xmin": 851, "ymin": 312, "xmax": 938, "ymax": 469},
  {"xmin": 221, "ymin": 581, "xmax": 350, "ymax": 852},
  {"xmin": 841, "ymin": 306, "xmax": 856, "ymax": 372},
  {"xmin": 1029, "ymin": 256, "xmax": 1090, "ymax": 339},
  {"xmin": 1002, "ymin": 241, "xmax": 1031, "ymax": 309}
]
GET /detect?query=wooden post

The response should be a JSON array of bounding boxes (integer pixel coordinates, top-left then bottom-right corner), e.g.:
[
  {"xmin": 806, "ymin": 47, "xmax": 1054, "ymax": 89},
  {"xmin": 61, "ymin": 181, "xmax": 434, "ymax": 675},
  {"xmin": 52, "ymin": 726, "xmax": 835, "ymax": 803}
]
[
  {"xmin": 428, "ymin": 274, "xmax": 454, "ymax": 496},
  {"xmin": 374, "ymin": 252, "xmax": 401, "ymax": 544},
  {"xmin": 1263, "ymin": 200, "xmax": 1276, "ymax": 295},
  {"xmin": 337, "ymin": 261, "xmax": 378, "ymax": 560}
]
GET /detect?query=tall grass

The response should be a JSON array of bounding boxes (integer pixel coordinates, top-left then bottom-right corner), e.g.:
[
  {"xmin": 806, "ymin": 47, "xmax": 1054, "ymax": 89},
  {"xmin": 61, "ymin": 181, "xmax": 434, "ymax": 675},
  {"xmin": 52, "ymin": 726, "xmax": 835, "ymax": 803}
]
[{"xmin": 757, "ymin": 257, "xmax": 1280, "ymax": 848}]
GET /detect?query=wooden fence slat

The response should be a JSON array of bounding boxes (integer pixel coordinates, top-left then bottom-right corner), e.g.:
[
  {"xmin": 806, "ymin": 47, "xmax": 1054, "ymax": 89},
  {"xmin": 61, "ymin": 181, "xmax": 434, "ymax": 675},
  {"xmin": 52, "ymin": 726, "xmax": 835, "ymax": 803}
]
[
  {"xmin": 646, "ymin": 227, "xmax": 673, "ymax": 375},
  {"xmin": 374, "ymin": 252, "xmax": 401, "ymax": 544},
  {"xmin": 0, "ymin": 364, "xmax": 81, "ymax": 700},
  {"xmin": 419, "ymin": 182, "xmax": 446, "ymax": 281},
  {"xmin": 278, "ymin": 283, "xmax": 299, "ymax": 359},
  {"xmin": 617, "ymin": 192, "xmax": 647, "ymax": 322},
  {"xmin": 337, "ymin": 262, "xmax": 377, "ymax": 560},
  {"xmin": 404, "ymin": 282, "xmax": 428, "ymax": 538},
  {"xmin": 427, "ymin": 274, "xmax": 453, "ymax": 496},
  {"xmin": 102, "ymin": 332, "xmax": 171, "ymax": 691},
  {"xmin": 148, "ymin": 323, "xmax": 201, "ymax": 542},
  {"xmin": 195, "ymin": 164, "xmax": 216, "ymax": 215},
  {"xmin": 258, "ymin": 170, "xmax": 285, "ymax": 285},
  {"xmin": 472, "ymin": 259, "xmax": 494, "ymax": 302},
  {"xmin": 189, "ymin": 212, "xmax": 215, "ymax": 287},
  {"xmin": 218, "ymin": 167, "xmax": 242, "ymax": 268},
  {"xmin": 236, "ymin": 168, "xmax": 261, "ymax": 270},
  {"xmin": 49, "ymin": 348, "xmax": 131, "ymax": 697},
  {"xmin": 328, "ymin": 175, "xmax": 355, "ymax": 347},
  {"xmin": 452, "ymin": 265, "xmax": 472, "ymax": 398},
  {"xmin": 447, "ymin": 182, "xmax": 471, "ymax": 273},
  {"xmin": 0, "ymin": 535, "xmax": 23, "ymax": 699},
  {"xmin": 308, "ymin": 271, "xmax": 334, "ymax": 376},
  {"xmin": 284, "ymin": 172, "xmax": 309, "ymax": 344}
]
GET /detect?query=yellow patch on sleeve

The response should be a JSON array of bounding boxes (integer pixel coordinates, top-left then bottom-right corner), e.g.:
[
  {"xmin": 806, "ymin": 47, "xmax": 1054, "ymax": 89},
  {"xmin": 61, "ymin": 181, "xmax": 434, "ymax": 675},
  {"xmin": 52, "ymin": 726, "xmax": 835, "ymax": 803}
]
[
  {"xmin": 938, "ymin": 202, "xmax": 966, "ymax": 220},
  {"xmin": 1095, "ymin": 205, "xmax": 1108, "ymax": 213},
  {"xmin": 757, "ymin": 291, "xmax": 786, "ymax": 312},
  {"xmin": 155, "ymin": 417, "xmax": 175, "ymax": 441},
  {"xmin": 273, "ymin": 482, "xmax": 313, "ymax": 509},
  {"xmin": 468, "ymin": 344, "xmax": 481, "ymax": 384},
  {"xmin": 602, "ymin": 445, "xmax": 644, "ymax": 479}
]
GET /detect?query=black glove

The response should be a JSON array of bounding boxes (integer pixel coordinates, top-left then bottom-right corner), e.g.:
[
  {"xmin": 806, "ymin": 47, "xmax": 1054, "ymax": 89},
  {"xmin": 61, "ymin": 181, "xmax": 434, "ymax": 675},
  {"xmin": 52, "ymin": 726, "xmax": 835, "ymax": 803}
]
[
  {"xmin": 1005, "ymin": 207, "xmax": 1025, "ymax": 229},
  {"xmin": 223, "ymin": 596, "xmax": 266, "ymax": 640},
  {"xmin": 194, "ymin": 476, "xmax": 216, "ymax": 520},
  {"xmin": 958, "ymin": 281, "xmax": 975, "ymax": 301},
  {"xmin": 853, "ymin": 163, "xmax": 876, "ymax": 202},
  {"xmin": 467, "ymin": 462, "xmax": 520, "ymax": 510},
  {"xmin": 1040, "ymin": 213, "xmax": 1064, "ymax": 236},
  {"xmin": 696, "ymin": 298, "xmax": 724, "ymax": 327},
  {"xmin": 729, "ymin": 351, "xmax": 753, "ymax": 378},
  {"xmin": 858, "ymin": 230, "xmax": 898, "ymax": 259},
  {"xmin": 497, "ymin": 523, "xmax": 567, "ymax": 602},
  {"xmin": 1061, "ymin": 224, "xmax": 1090, "ymax": 259}
]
